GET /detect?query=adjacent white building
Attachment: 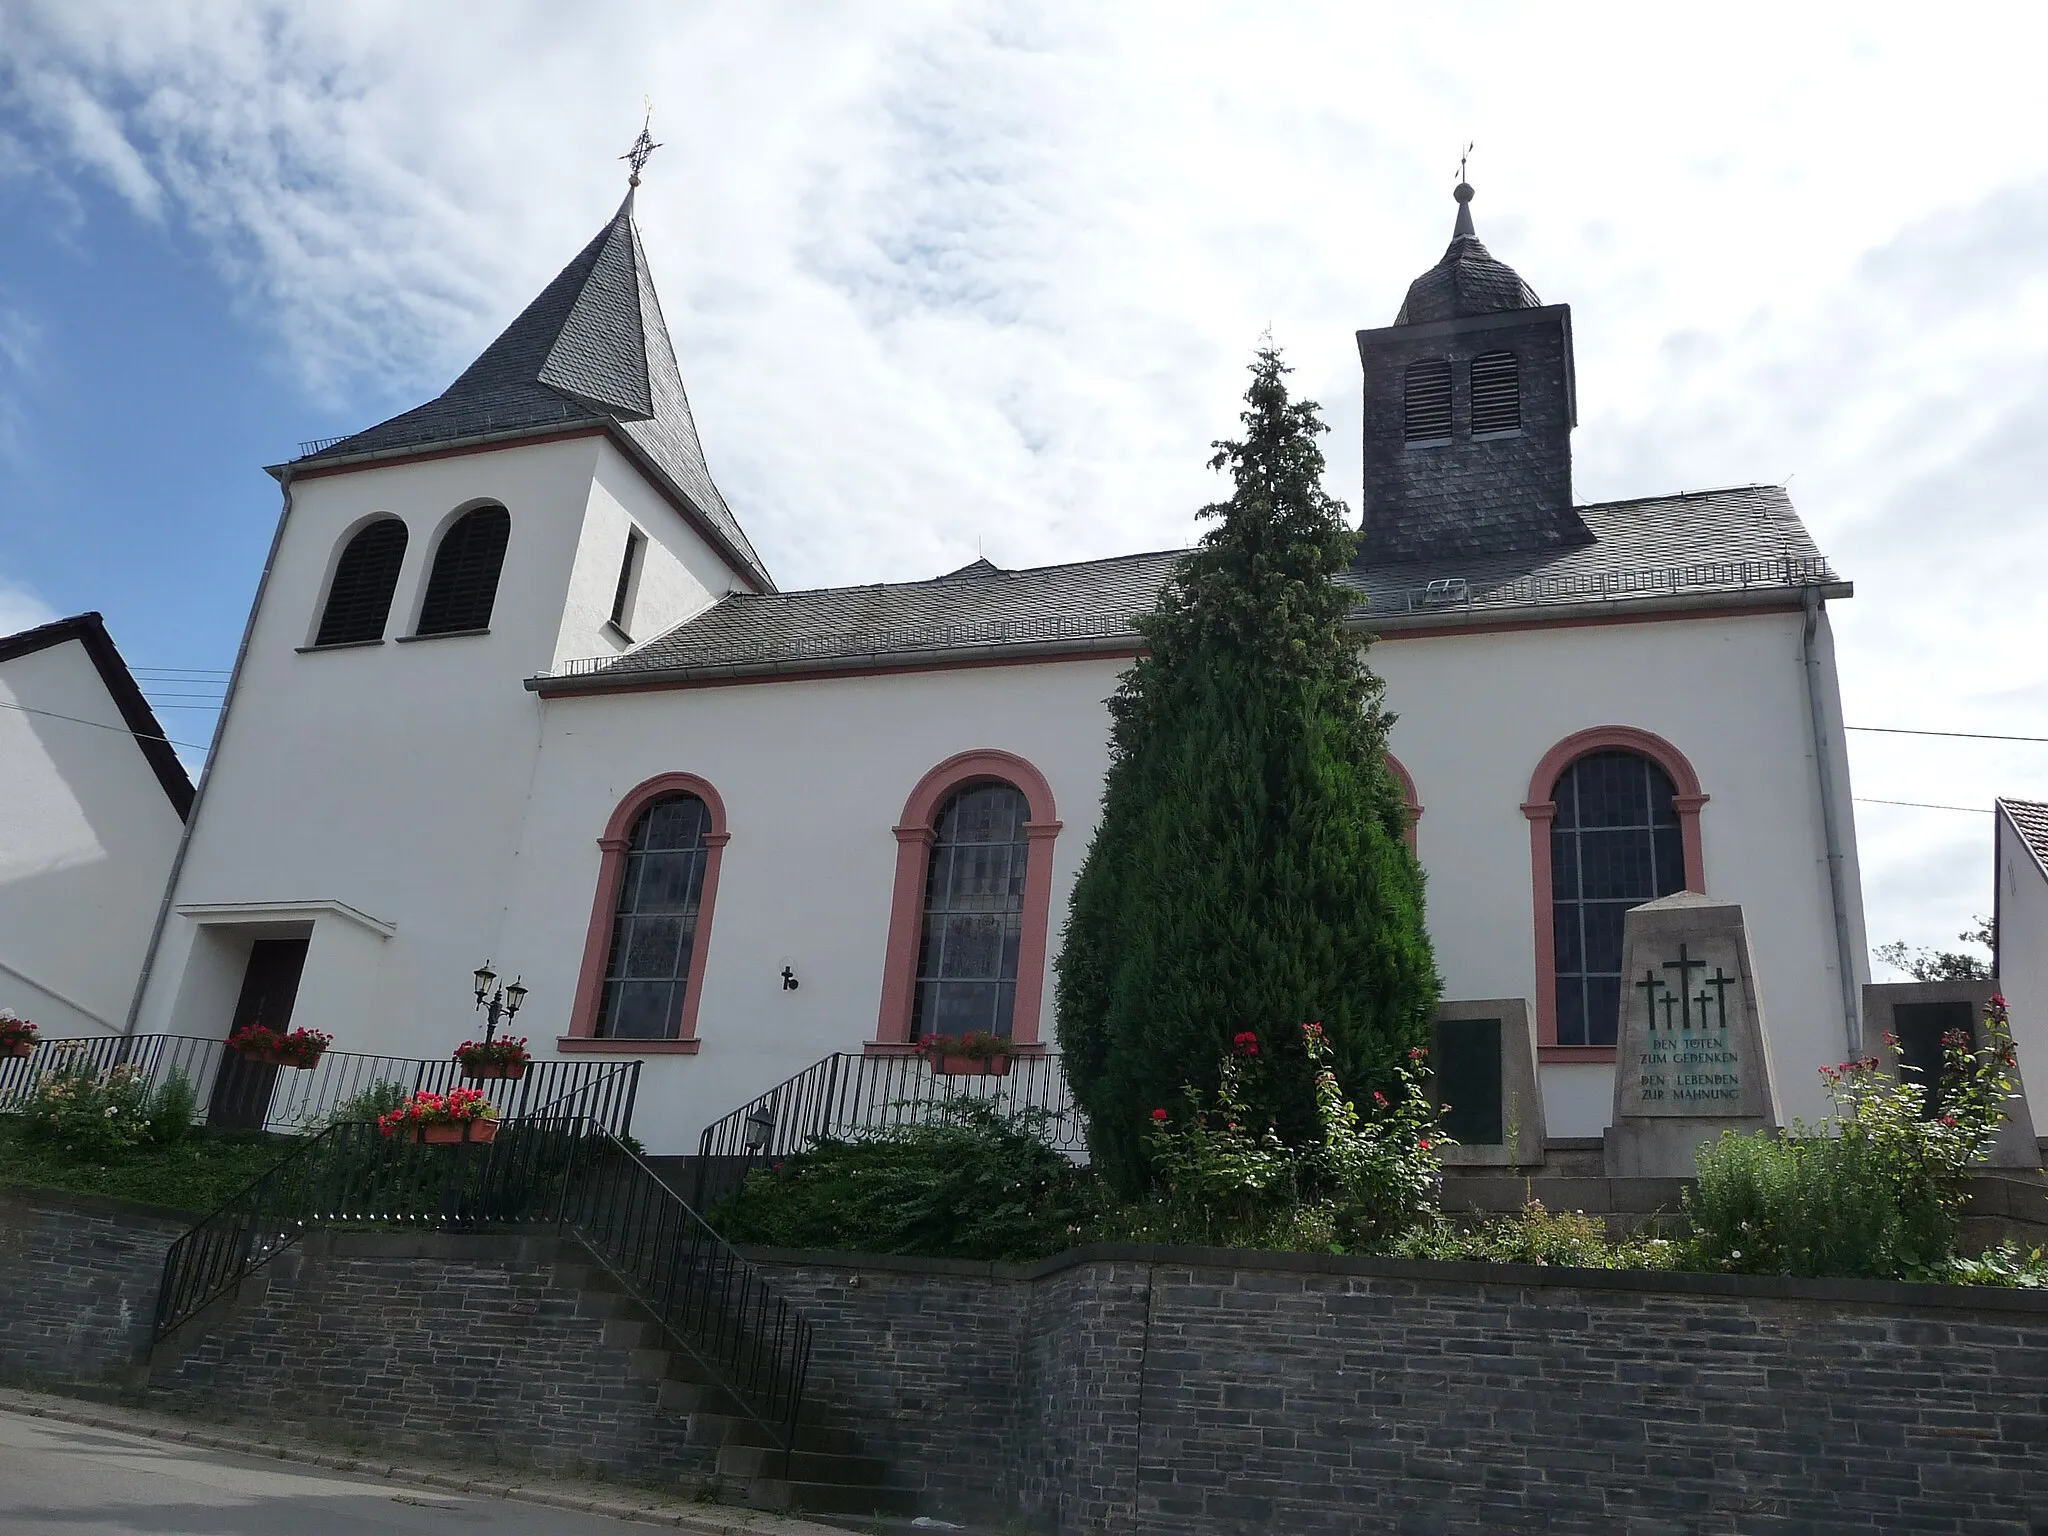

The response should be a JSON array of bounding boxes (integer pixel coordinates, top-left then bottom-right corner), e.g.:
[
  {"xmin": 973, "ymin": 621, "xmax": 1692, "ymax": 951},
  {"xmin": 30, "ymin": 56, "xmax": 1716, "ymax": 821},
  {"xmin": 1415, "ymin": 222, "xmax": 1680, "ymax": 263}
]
[
  {"xmin": 1, "ymin": 613, "xmax": 192, "ymax": 1036},
  {"xmin": 130, "ymin": 177, "xmax": 1877, "ymax": 1152},
  {"xmin": 1995, "ymin": 798, "xmax": 2048, "ymax": 1082}
]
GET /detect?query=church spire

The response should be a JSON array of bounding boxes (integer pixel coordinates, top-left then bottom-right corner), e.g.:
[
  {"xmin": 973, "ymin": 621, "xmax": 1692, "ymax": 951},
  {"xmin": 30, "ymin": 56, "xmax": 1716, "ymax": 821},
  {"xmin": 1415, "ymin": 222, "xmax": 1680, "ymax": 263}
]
[
  {"xmin": 1452, "ymin": 179, "xmax": 1476, "ymax": 239},
  {"xmin": 1392, "ymin": 173, "xmax": 1540, "ymax": 327}
]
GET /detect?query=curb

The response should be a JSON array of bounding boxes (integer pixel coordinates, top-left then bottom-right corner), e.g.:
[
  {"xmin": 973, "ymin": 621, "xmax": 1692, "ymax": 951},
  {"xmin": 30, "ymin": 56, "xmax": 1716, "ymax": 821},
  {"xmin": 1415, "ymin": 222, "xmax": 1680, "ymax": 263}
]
[{"xmin": 0, "ymin": 1390, "xmax": 847, "ymax": 1535}]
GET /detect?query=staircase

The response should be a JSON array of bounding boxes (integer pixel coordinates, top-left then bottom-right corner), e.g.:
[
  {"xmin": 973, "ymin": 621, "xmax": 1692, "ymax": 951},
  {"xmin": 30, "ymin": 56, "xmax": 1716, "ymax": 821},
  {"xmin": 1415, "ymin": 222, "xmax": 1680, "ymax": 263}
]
[
  {"xmin": 561, "ymin": 1250, "xmax": 916, "ymax": 1516},
  {"xmin": 144, "ymin": 1114, "xmax": 918, "ymax": 1518}
]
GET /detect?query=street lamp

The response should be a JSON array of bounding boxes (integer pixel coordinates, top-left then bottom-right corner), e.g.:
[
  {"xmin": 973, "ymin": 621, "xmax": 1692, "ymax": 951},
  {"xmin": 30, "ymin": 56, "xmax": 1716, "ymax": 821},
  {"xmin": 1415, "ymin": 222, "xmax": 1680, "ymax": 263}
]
[
  {"xmin": 742, "ymin": 1104, "xmax": 776, "ymax": 1155},
  {"xmin": 472, "ymin": 961, "xmax": 527, "ymax": 1045}
]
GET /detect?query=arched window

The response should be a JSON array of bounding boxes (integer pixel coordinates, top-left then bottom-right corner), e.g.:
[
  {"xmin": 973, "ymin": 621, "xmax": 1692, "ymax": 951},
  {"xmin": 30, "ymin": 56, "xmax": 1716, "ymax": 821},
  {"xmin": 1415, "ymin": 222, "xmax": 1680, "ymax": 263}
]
[
  {"xmin": 314, "ymin": 519, "xmax": 407, "ymax": 646},
  {"xmin": 1470, "ymin": 351, "xmax": 1520, "ymax": 436},
  {"xmin": 1524, "ymin": 728, "xmax": 1708, "ymax": 1057},
  {"xmin": 563, "ymin": 773, "xmax": 731, "ymax": 1054},
  {"xmin": 416, "ymin": 504, "xmax": 510, "ymax": 636},
  {"xmin": 1403, "ymin": 358, "xmax": 1453, "ymax": 445},
  {"xmin": 875, "ymin": 750, "xmax": 1061, "ymax": 1051},
  {"xmin": 910, "ymin": 782, "xmax": 1031, "ymax": 1040},
  {"xmin": 1385, "ymin": 751, "xmax": 1424, "ymax": 855}
]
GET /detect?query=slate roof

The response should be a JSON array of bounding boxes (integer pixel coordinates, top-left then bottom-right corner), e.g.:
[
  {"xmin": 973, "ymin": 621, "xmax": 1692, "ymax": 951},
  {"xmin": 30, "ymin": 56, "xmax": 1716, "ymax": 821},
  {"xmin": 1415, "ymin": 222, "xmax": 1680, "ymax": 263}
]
[
  {"xmin": 0, "ymin": 613, "xmax": 194, "ymax": 816},
  {"xmin": 2000, "ymin": 799, "xmax": 2048, "ymax": 875},
  {"xmin": 289, "ymin": 192, "xmax": 772, "ymax": 592},
  {"xmin": 1394, "ymin": 185, "xmax": 1542, "ymax": 326},
  {"xmin": 536, "ymin": 484, "xmax": 1842, "ymax": 690}
]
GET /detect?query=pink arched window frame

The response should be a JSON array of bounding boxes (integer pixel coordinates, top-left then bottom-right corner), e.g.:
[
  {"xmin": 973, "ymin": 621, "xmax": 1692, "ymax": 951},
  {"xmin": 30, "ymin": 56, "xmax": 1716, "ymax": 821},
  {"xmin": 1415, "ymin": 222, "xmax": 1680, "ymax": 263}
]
[
  {"xmin": 1385, "ymin": 751, "xmax": 1423, "ymax": 854},
  {"xmin": 560, "ymin": 772, "xmax": 731, "ymax": 1056},
  {"xmin": 869, "ymin": 749, "xmax": 1062, "ymax": 1055},
  {"xmin": 1522, "ymin": 726, "xmax": 1709, "ymax": 1063}
]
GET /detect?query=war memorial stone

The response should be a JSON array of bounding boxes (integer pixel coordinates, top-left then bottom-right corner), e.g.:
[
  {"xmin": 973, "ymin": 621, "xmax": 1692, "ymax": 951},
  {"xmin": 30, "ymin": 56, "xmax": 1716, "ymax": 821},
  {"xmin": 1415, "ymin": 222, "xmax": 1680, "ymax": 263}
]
[
  {"xmin": 1604, "ymin": 891, "xmax": 1780, "ymax": 1178},
  {"xmin": 1430, "ymin": 998, "xmax": 1545, "ymax": 1166},
  {"xmin": 1863, "ymin": 979, "xmax": 2042, "ymax": 1169}
]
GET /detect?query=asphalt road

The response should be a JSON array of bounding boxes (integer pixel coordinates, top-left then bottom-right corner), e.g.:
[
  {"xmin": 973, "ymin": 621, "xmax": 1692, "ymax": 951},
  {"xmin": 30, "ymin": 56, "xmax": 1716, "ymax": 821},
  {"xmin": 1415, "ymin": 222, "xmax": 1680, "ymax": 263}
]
[{"xmin": 0, "ymin": 1408, "xmax": 663, "ymax": 1535}]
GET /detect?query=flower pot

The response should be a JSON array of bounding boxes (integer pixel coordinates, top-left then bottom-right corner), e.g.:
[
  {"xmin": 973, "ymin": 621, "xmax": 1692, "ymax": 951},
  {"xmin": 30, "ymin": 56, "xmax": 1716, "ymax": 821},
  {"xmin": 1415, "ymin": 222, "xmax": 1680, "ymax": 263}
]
[
  {"xmin": 0, "ymin": 1041, "xmax": 34, "ymax": 1059},
  {"xmin": 459, "ymin": 1061, "xmax": 529, "ymax": 1081},
  {"xmin": 417, "ymin": 1119, "xmax": 499, "ymax": 1145},
  {"xmin": 236, "ymin": 1048, "xmax": 319, "ymax": 1070},
  {"xmin": 931, "ymin": 1054, "xmax": 1013, "ymax": 1077}
]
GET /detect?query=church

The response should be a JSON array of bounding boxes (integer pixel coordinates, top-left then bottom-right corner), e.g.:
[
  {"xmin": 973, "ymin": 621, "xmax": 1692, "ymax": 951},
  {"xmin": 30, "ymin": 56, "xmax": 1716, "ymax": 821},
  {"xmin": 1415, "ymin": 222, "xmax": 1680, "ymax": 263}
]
[{"xmin": 124, "ymin": 172, "xmax": 1876, "ymax": 1153}]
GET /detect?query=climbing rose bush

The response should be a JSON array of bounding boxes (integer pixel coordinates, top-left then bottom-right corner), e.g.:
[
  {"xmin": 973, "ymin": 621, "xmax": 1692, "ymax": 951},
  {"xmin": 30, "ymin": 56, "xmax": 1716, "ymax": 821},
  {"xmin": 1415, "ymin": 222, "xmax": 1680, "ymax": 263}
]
[
  {"xmin": 1136, "ymin": 1022, "xmax": 1448, "ymax": 1251},
  {"xmin": 21, "ymin": 1051, "xmax": 153, "ymax": 1158}
]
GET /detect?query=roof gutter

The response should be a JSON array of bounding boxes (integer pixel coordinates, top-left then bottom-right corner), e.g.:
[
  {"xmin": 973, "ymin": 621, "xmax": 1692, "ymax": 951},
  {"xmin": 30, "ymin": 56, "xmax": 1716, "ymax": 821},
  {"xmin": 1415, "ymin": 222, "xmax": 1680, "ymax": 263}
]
[{"xmin": 530, "ymin": 580, "xmax": 1851, "ymax": 697}]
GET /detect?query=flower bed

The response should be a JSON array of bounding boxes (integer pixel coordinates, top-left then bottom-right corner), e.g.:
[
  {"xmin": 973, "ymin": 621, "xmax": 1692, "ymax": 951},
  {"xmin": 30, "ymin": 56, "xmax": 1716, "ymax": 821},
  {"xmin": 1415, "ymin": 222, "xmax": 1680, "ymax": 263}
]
[
  {"xmin": 375, "ymin": 1087, "xmax": 500, "ymax": 1145},
  {"xmin": 454, "ymin": 1036, "xmax": 531, "ymax": 1080},
  {"xmin": 227, "ymin": 1025, "xmax": 332, "ymax": 1070}
]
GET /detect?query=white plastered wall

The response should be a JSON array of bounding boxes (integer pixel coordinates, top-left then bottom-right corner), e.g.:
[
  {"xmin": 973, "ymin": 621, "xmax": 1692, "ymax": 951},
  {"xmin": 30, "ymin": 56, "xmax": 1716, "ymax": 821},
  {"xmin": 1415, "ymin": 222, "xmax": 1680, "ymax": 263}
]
[
  {"xmin": 136, "ymin": 433, "xmax": 747, "ymax": 1055},
  {"xmin": 1997, "ymin": 811, "xmax": 2048, "ymax": 1101},
  {"xmin": 488, "ymin": 602, "xmax": 1865, "ymax": 1151},
  {"xmin": 0, "ymin": 638, "xmax": 185, "ymax": 1035}
]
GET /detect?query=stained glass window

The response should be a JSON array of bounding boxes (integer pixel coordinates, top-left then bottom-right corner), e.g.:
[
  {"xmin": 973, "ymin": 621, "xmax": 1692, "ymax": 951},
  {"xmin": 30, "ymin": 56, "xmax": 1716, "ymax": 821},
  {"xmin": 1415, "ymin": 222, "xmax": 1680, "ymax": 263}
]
[
  {"xmin": 598, "ymin": 793, "xmax": 711, "ymax": 1039},
  {"xmin": 1551, "ymin": 751, "xmax": 1686, "ymax": 1047},
  {"xmin": 910, "ymin": 782, "xmax": 1029, "ymax": 1040}
]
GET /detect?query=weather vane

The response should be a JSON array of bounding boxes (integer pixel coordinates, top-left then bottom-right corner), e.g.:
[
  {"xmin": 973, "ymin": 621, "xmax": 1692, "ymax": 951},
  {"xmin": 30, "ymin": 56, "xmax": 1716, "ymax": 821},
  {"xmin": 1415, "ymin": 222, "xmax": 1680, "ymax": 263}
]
[
  {"xmin": 622, "ymin": 102, "xmax": 662, "ymax": 187},
  {"xmin": 1458, "ymin": 142, "xmax": 1473, "ymax": 185}
]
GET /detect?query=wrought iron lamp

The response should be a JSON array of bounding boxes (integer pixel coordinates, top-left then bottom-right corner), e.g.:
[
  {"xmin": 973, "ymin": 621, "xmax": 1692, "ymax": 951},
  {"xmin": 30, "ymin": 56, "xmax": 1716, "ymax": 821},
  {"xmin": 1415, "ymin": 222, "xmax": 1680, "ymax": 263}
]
[
  {"xmin": 472, "ymin": 961, "xmax": 528, "ymax": 1045},
  {"xmin": 742, "ymin": 1104, "xmax": 776, "ymax": 1155}
]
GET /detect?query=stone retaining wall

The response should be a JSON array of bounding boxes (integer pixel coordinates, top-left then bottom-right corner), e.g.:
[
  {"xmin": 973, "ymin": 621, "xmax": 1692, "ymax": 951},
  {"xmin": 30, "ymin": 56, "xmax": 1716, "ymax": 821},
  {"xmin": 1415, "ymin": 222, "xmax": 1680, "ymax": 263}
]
[
  {"xmin": 0, "ymin": 1186, "xmax": 186, "ymax": 1385},
  {"xmin": 151, "ymin": 1230, "xmax": 721, "ymax": 1486},
  {"xmin": 752, "ymin": 1245, "xmax": 2048, "ymax": 1534}
]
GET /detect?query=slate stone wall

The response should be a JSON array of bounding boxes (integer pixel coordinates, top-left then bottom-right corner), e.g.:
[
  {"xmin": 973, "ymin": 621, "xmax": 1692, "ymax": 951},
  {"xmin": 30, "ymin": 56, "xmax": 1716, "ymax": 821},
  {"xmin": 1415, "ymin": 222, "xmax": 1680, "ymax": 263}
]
[
  {"xmin": 753, "ymin": 1245, "xmax": 2048, "ymax": 1536},
  {"xmin": 0, "ymin": 1186, "xmax": 186, "ymax": 1384},
  {"xmin": 152, "ymin": 1230, "xmax": 719, "ymax": 1486}
]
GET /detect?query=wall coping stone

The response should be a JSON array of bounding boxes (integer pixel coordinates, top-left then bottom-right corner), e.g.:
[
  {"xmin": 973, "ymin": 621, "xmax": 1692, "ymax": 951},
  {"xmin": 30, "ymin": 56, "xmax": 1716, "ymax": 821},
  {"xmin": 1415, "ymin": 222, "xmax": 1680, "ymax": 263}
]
[
  {"xmin": 0, "ymin": 1182, "xmax": 204, "ymax": 1229},
  {"xmin": 742, "ymin": 1239, "xmax": 2048, "ymax": 1315}
]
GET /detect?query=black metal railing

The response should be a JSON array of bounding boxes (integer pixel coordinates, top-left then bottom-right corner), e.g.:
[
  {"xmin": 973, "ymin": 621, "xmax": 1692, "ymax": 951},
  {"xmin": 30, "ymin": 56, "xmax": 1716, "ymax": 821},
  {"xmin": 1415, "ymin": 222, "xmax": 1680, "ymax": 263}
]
[
  {"xmin": 0, "ymin": 1035, "xmax": 639, "ymax": 1139},
  {"xmin": 151, "ymin": 1115, "xmax": 586, "ymax": 1340},
  {"xmin": 151, "ymin": 1111, "xmax": 810, "ymax": 1455},
  {"xmin": 692, "ymin": 1050, "xmax": 1081, "ymax": 1211},
  {"xmin": 561, "ymin": 1127, "xmax": 811, "ymax": 1453}
]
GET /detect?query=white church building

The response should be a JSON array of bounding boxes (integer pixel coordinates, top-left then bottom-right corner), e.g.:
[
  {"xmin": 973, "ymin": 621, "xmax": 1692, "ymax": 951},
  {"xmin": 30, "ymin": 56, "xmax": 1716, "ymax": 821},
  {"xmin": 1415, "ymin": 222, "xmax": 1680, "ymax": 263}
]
[{"xmin": 127, "ymin": 177, "xmax": 1876, "ymax": 1151}]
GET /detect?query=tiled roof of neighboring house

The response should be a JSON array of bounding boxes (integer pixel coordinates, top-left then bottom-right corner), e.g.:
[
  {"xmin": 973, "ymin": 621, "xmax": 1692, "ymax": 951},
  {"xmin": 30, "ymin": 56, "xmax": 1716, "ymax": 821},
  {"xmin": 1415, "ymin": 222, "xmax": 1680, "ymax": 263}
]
[
  {"xmin": 285, "ymin": 192, "xmax": 772, "ymax": 593},
  {"xmin": 536, "ymin": 483, "xmax": 1842, "ymax": 691},
  {"xmin": 2000, "ymin": 798, "xmax": 2048, "ymax": 874},
  {"xmin": 0, "ymin": 612, "xmax": 194, "ymax": 817}
]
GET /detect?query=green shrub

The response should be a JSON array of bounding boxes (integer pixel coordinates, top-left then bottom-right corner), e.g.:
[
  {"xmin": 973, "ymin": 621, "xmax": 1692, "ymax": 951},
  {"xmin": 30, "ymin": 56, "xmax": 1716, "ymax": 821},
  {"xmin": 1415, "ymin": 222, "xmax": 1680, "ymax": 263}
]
[
  {"xmin": 712, "ymin": 1101, "xmax": 1098, "ymax": 1262},
  {"xmin": 328, "ymin": 1080, "xmax": 412, "ymax": 1126},
  {"xmin": 1685, "ymin": 996, "xmax": 2020, "ymax": 1279},
  {"xmin": 19, "ymin": 1053, "xmax": 154, "ymax": 1158},
  {"xmin": 1056, "ymin": 348, "xmax": 1436, "ymax": 1194},
  {"xmin": 147, "ymin": 1070, "xmax": 200, "ymax": 1144},
  {"xmin": 1395, "ymin": 1202, "xmax": 1680, "ymax": 1270},
  {"xmin": 1939, "ymin": 1244, "xmax": 2048, "ymax": 1289},
  {"xmin": 1128, "ymin": 1022, "xmax": 1446, "ymax": 1251}
]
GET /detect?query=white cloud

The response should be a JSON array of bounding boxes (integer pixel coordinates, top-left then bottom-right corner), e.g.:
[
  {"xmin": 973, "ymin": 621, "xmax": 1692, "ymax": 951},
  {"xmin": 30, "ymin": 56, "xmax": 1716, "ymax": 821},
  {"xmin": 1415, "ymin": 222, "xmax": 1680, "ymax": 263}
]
[
  {"xmin": 3, "ymin": 0, "xmax": 2047, "ymax": 960},
  {"xmin": 0, "ymin": 578, "xmax": 56, "ymax": 636}
]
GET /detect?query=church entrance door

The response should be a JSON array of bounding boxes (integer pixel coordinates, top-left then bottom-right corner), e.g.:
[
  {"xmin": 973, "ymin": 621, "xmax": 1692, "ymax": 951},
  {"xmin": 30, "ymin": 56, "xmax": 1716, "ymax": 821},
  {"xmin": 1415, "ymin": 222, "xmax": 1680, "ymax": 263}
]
[{"xmin": 206, "ymin": 936, "xmax": 310, "ymax": 1131}]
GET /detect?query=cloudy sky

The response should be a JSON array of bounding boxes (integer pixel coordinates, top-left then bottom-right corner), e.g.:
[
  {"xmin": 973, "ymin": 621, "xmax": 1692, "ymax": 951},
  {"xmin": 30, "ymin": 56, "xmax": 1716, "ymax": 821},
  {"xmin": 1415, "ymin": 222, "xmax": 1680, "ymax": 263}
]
[{"xmin": 1, "ymin": 1, "xmax": 2043, "ymax": 971}]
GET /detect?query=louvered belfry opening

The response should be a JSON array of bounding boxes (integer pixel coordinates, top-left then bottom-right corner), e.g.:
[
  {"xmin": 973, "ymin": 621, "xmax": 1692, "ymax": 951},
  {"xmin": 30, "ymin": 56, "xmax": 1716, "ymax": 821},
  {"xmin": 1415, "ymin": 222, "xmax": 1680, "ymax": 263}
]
[
  {"xmin": 1402, "ymin": 358, "xmax": 1453, "ymax": 445},
  {"xmin": 315, "ymin": 519, "xmax": 409, "ymax": 646},
  {"xmin": 1470, "ymin": 350, "xmax": 1521, "ymax": 436},
  {"xmin": 416, "ymin": 505, "xmax": 511, "ymax": 636}
]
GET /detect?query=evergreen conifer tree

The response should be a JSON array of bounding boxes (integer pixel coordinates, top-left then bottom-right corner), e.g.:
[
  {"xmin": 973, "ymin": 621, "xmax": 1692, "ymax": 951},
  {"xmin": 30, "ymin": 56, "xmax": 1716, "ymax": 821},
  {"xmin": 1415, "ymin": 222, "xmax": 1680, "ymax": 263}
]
[{"xmin": 1056, "ymin": 347, "xmax": 1439, "ymax": 1193}]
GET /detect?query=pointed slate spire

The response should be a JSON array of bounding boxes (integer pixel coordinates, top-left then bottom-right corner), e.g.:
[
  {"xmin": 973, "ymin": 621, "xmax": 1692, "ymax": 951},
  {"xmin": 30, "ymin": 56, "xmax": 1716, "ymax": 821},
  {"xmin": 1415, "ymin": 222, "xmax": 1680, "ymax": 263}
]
[
  {"xmin": 298, "ymin": 191, "xmax": 771, "ymax": 591},
  {"xmin": 1393, "ymin": 180, "xmax": 1541, "ymax": 326}
]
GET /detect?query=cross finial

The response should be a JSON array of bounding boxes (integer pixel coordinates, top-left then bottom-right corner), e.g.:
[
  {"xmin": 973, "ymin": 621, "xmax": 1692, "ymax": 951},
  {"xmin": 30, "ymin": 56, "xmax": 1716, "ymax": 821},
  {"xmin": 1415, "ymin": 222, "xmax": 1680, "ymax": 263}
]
[{"xmin": 622, "ymin": 103, "xmax": 662, "ymax": 187}]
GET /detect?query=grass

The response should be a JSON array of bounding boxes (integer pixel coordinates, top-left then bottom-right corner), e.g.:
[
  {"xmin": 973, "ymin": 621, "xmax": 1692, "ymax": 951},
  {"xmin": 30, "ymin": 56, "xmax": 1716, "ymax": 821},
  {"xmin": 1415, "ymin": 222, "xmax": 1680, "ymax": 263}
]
[{"xmin": 0, "ymin": 1115, "xmax": 295, "ymax": 1214}]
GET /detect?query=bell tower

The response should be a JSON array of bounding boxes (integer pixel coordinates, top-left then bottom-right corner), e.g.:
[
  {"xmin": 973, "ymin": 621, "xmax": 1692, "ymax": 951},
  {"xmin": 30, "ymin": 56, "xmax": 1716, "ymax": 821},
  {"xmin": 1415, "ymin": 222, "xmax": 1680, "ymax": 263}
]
[{"xmin": 1354, "ymin": 182, "xmax": 1586, "ymax": 566}]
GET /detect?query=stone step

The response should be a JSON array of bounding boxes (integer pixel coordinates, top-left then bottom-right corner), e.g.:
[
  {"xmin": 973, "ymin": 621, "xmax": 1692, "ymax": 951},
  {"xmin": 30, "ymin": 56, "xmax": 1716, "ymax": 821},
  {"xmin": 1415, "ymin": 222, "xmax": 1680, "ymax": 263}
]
[
  {"xmin": 656, "ymin": 1377, "xmax": 748, "ymax": 1418},
  {"xmin": 742, "ymin": 1478, "xmax": 923, "ymax": 1519},
  {"xmin": 717, "ymin": 1443, "xmax": 893, "ymax": 1487}
]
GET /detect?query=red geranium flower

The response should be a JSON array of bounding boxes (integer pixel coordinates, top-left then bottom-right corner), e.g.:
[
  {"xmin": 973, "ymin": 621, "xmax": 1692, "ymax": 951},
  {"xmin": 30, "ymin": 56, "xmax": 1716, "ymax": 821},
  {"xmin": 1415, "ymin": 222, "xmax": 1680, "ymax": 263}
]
[
  {"xmin": 1232, "ymin": 1031, "xmax": 1261, "ymax": 1057},
  {"xmin": 1151, "ymin": 1107, "xmax": 1169, "ymax": 1122}
]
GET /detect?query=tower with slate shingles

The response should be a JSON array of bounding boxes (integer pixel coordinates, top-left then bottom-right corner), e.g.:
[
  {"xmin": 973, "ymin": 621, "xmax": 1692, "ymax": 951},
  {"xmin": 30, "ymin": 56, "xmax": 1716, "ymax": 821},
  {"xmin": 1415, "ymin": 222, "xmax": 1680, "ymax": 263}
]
[{"xmin": 1355, "ymin": 182, "xmax": 1587, "ymax": 565}]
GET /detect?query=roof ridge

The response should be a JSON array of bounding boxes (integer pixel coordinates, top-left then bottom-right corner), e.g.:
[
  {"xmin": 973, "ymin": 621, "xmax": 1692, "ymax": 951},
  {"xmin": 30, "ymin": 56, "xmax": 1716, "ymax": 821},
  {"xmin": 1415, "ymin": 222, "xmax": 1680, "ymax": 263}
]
[{"xmin": 1573, "ymin": 484, "xmax": 1789, "ymax": 513}]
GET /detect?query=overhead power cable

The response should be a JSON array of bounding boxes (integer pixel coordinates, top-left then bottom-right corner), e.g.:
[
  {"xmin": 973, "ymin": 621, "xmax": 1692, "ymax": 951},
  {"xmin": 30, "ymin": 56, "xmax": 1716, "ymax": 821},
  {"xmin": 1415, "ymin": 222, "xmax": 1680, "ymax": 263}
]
[
  {"xmin": 1847, "ymin": 726, "xmax": 2048, "ymax": 744},
  {"xmin": 0, "ymin": 697, "xmax": 212, "ymax": 753},
  {"xmin": 1854, "ymin": 797, "xmax": 1992, "ymax": 814}
]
